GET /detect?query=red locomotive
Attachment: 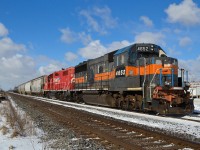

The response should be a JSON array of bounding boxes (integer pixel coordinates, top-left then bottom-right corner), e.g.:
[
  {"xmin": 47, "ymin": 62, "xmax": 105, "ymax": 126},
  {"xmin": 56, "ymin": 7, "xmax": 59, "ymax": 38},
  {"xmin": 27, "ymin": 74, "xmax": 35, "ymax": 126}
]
[{"xmin": 43, "ymin": 67, "xmax": 75, "ymax": 100}]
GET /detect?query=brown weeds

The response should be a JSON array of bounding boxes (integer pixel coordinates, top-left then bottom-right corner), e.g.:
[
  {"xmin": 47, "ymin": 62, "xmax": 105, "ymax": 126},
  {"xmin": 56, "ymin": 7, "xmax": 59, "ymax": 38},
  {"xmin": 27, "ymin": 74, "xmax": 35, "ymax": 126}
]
[
  {"xmin": 0, "ymin": 100, "xmax": 36, "ymax": 138},
  {"xmin": 0, "ymin": 126, "xmax": 8, "ymax": 135}
]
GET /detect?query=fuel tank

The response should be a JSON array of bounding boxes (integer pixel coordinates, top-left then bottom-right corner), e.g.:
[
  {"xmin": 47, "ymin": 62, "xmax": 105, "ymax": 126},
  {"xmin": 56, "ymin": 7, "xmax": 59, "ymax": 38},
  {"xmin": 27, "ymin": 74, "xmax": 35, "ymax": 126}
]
[{"xmin": 82, "ymin": 91, "xmax": 116, "ymax": 107}]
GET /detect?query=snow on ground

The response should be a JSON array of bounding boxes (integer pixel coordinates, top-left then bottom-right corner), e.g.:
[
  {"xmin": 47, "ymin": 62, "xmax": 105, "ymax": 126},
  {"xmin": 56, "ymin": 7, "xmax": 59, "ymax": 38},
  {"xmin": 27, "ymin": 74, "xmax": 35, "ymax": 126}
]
[
  {"xmin": 0, "ymin": 136, "xmax": 44, "ymax": 150},
  {"xmin": 194, "ymin": 98, "xmax": 200, "ymax": 113},
  {"xmin": 0, "ymin": 98, "xmax": 44, "ymax": 150},
  {"xmin": 30, "ymin": 95, "xmax": 200, "ymax": 142},
  {"xmin": 182, "ymin": 98, "xmax": 200, "ymax": 121}
]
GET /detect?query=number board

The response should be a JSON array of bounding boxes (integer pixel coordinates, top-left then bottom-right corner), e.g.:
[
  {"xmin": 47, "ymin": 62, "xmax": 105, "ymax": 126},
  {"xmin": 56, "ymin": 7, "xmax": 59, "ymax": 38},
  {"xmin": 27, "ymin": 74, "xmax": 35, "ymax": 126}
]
[
  {"xmin": 115, "ymin": 66, "xmax": 126, "ymax": 77},
  {"xmin": 136, "ymin": 46, "xmax": 150, "ymax": 52}
]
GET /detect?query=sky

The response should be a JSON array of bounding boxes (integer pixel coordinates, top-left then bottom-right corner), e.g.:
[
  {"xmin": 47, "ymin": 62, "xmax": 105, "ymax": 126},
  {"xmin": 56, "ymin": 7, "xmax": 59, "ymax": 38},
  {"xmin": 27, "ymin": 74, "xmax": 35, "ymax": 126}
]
[{"xmin": 0, "ymin": 0, "xmax": 200, "ymax": 90}]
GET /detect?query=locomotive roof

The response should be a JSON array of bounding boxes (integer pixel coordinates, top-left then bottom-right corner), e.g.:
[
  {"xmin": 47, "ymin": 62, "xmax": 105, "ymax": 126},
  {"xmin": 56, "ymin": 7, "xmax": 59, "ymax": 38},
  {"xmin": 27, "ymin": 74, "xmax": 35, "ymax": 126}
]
[
  {"xmin": 114, "ymin": 44, "xmax": 133, "ymax": 55},
  {"xmin": 114, "ymin": 43, "xmax": 165, "ymax": 55}
]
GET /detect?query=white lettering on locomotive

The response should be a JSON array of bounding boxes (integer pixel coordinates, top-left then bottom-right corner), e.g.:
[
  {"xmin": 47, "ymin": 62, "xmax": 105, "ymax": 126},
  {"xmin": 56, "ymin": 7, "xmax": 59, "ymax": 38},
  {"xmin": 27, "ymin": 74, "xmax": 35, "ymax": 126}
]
[
  {"xmin": 137, "ymin": 46, "xmax": 149, "ymax": 51},
  {"xmin": 116, "ymin": 69, "xmax": 126, "ymax": 76}
]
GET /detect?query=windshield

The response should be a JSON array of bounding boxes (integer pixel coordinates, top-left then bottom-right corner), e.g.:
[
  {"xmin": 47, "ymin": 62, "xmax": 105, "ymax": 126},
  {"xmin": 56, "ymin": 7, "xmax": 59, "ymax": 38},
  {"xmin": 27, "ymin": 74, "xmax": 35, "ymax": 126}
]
[
  {"xmin": 129, "ymin": 51, "xmax": 159, "ymax": 65},
  {"xmin": 138, "ymin": 52, "xmax": 159, "ymax": 58}
]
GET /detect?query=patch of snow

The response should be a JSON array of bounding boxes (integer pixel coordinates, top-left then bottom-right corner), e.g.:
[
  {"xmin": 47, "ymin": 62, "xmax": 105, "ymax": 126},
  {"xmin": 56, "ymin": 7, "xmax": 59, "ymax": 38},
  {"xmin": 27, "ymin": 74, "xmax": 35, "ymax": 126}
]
[
  {"xmin": 194, "ymin": 98, "xmax": 200, "ymax": 113},
  {"xmin": 126, "ymin": 131, "xmax": 135, "ymax": 135},
  {"xmin": 183, "ymin": 98, "xmax": 200, "ymax": 121},
  {"xmin": 181, "ymin": 148, "xmax": 194, "ymax": 150},
  {"xmin": 71, "ymin": 137, "xmax": 80, "ymax": 141},
  {"xmin": 0, "ymin": 98, "xmax": 44, "ymax": 150},
  {"xmin": 153, "ymin": 140, "xmax": 164, "ymax": 143},
  {"xmin": 0, "ymin": 136, "xmax": 43, "ymax": 150},
  {"xmin": 162, "ymin": 143, "xmax": 174, "ymax": 147},
  {"xmin": 143, "ymin": 137, "xmax": 153, "ymax": 140}
]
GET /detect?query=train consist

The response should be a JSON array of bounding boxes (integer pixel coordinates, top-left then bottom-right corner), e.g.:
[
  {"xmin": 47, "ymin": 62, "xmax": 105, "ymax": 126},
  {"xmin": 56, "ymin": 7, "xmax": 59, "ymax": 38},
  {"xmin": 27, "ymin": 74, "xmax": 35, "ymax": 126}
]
[{"xmin": 16, "ymin": 43, "xmax": 194, "ymax": 115}]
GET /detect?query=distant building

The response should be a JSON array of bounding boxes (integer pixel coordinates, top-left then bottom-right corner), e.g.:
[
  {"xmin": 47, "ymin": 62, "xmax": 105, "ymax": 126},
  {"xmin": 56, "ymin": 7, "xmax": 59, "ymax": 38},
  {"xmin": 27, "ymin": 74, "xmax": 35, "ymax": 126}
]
[{"xmin": 189, "ymin": 81, "xmax": 200, "ymax": 98}]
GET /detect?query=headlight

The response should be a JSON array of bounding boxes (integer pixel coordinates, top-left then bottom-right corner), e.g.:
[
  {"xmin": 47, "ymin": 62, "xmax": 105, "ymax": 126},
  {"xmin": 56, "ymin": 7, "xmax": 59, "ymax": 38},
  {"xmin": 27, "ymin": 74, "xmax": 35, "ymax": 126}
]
[{"xmin": 165, "ymin": 81, "xmax": 171, "ymax": 86}]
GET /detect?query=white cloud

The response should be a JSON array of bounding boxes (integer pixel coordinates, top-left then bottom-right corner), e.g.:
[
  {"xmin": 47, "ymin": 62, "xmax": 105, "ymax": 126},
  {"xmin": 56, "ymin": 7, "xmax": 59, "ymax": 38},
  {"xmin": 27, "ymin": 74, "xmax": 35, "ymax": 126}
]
[
  {"xmin": 0, "ymin": 23, "xmax": 33, "ymax": 90},
  {"xmin": 174, "ymin": 29, "xmax": 182, "ymax": 34},
  {"xmin": 39, "ymin": 63, "xmax": 62, "ymax": 75},
  {"xmin": 0, "ymin": 23, "xmax": 69, "ymax": 90},
  {"xmin": 0, "ymin": 37, "xmax": 26, "ymax": 57},
  {"xmin": 165, "ymin": 0, "xmax": 200, "ymax": 26},
  {"xmin": 78, "ymin": 40, "xmax": 132, "ymax": 59},
  {"xmin": 60, "ymin": 28, "xmax": 92, "ymax": 45},
  {"xmin": 179, "ymin": 37, "xmax": 192, "ymax": 47},
  {"xmin": 60, "ymin": 28, "xmax": 76, "ymax": 43},
  {"xmin": 36, "ymin": 56, "xmax": 66, "ymax": 75},
  {"xmin": 0, "ymin": 54, "xmax": 35, "ymax": 74},
  {"xmin": 107, "ymin": 40, "xmax": 131, "ymax": 51},
  {"xmin": 65, "ymin": 52, "xmax": 78, "ymax": 62},
  {"xmin": 134, "ymin": 32, "xmax": 165, "ymax": 45},
  {"xmin": 78, "ymin": 40, "xmax": 107, "ymax": 59},
  {"xmin": 78, "ymin": 32, "xmax": 92, "ymax": 45},
  {"xmin": 0, "ymin": 54, "xmax": 37, "ymax": 90},
  {"xmin": 79, "ymin": 6, "xmax": 117, "ymax": 34},
  {"xmin": 80, "ymin": 9, "xmax": 106, "ymax": 34},
  {"xmin": 140, "ymin": 16, "xmax": 153, "ymax": 27},
  {"xmin": 0, "ymin": 22, "xmax": 8, "ymax": 37},
  {"xmin": 179, "ymin": 56, "xmax": 200, "ymax": 81},
  {"xmin": 168, "ymin": 48, "xmax": 182, "ymax": 56},
  {"xmin": 93, "ymin": 6, "xmax": 117, "ymax": 28}
]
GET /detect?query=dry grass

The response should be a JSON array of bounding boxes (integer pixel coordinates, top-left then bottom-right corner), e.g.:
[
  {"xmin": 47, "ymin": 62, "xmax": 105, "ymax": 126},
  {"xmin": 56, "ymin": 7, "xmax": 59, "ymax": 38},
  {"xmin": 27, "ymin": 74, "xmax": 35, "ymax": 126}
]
[
  {"xmin": 0, "ymin": 100, "xmax": 36, "ymax": 138},
  {"xmin": 10, "ymin": 129, "xmax": 20, "ymax": 138},
  {"xmin": 0, "ymin": 125, "xmax": 9, "ymax": 135}
]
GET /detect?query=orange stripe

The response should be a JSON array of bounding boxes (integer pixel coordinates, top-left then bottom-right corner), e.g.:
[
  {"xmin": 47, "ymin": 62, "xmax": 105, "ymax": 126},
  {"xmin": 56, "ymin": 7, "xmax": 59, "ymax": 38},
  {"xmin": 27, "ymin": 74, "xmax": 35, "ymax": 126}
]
[
  {"xmin": 126, "ymin": 64, "xmax": 178, "ymax": 76},
  {"xmin": 75, "ymin": 64, "xmax": 178, "ymax": 83},
  {"xmin": 94, "ymin": 70, "xmax": 115, "ymax": 81},
  {"xmin": 75, "ymin": 77, "xmax": 85, "ymax": 83}
]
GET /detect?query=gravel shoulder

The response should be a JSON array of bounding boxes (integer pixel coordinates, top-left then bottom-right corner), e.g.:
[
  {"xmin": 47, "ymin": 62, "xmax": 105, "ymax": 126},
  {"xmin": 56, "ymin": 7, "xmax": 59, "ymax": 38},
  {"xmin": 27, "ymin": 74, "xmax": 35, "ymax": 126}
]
[{"xmin": 8, "ymin": 93, "xmax": 105, "ymax": 149}]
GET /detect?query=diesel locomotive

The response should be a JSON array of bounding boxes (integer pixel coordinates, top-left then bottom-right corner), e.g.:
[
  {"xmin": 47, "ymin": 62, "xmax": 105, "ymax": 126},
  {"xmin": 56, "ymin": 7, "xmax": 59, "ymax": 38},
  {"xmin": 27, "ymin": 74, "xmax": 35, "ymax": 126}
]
[{"xmin": 17, "ymin": 43, "xmax": 194, "ymax": 115}]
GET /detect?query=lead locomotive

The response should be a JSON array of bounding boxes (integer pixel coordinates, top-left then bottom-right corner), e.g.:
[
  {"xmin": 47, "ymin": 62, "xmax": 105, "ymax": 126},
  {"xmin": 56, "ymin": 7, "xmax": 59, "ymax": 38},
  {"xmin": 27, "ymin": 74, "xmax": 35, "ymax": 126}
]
[{"xmin": 75, "ymin": 43, "xmax": 193, "ymax": 114}]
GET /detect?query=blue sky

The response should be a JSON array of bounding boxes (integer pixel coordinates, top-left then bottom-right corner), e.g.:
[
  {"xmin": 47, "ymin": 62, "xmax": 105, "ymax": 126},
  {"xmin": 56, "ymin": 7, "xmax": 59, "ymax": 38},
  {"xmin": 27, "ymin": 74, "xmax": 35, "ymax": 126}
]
[{"xmin": 0, "ymin": 0, "xmax": 200, "ymax": 90}]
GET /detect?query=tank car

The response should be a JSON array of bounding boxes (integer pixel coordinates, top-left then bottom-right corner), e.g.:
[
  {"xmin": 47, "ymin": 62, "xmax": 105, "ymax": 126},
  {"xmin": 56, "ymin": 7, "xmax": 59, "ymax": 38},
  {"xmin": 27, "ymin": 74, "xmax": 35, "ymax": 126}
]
[
  {"xmin": 74, "ymin": 43, "xmax": 194, "ymax": 115},
  {"xmin": 17, "ymin": 75, "xmax": 46, "ymax": 95},
  {"xmin": 18, "ymin": 83, "xmax": 25, "ymax": 94},
  {"xmin": 31, "ymin": 75, "xmax": 46, "ymax": 96}
]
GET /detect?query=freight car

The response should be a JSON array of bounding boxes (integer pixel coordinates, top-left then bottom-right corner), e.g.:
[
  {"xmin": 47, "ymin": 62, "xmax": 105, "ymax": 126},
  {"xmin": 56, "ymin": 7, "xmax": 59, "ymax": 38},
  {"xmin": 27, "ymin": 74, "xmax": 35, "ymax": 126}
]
[
  {"xmin": 0, "ymin": 89, "xmax": 6, "ymax": 101},
  {"xmin": 16, "ymin": 43, "xmax": 194, "ymax": 115},
  {"xmin": 17, "ymin": 75, "xmax": 46, "ymax": 96},
  {"xmin": 18, "ymin": 83, "xmax": 25, "ymax": 94},
  {"xmin": 31, "ymin": 75, "xmax": 46, "ymax": 96}
]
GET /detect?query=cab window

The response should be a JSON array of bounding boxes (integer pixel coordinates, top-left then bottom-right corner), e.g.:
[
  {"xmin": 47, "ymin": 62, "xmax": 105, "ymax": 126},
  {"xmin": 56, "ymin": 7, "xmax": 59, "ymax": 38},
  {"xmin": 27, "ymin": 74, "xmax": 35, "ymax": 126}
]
[
  {"xmin": 121, "ymin": 54, "xmax": 125, "ymax": 64},
  {"xmin": 129, "ymin": 52, "xmax": 137, "ymax": 64}
]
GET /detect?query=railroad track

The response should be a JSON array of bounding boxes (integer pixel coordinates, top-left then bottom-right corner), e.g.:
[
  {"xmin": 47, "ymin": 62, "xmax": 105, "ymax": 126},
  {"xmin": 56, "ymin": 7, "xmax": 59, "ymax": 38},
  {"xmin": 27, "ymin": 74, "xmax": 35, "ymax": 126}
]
[
  {"xmin": 32, "ymin": 94, "xmax": 200, "ymax": 128},
  {"xmin": 167, "ymin": 112, "xmax": 200, "ymax": 123},
  {"xmin": 179, "ymin": 117, "xmax": 200, "ymax": 123},
  {"xmin": 9, "ymin": 93, "xmax": 200, "ymax": 149}
]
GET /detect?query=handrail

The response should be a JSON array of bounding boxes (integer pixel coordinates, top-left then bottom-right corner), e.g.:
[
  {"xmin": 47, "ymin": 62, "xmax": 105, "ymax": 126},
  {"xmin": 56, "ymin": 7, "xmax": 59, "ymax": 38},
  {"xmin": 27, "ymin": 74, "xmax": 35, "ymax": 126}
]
[
  {"xmin": 142, "ymin": 57, "xmax": 147, "ymax": 99},
  {"xmin": 149, "ymin": 68, "xmax": 172, "ymax": 99}
]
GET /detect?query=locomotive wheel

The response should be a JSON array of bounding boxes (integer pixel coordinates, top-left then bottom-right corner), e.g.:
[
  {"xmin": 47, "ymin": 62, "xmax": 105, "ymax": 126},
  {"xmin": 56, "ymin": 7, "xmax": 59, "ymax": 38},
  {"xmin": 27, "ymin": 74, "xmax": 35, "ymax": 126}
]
[
  {"xmin": 59, "ymin": 93, "xmax": 65, "ymax": 101},
  {"xmin": 135, "ymin": 95, "xmax": 143, "ymax": 110},
  {"xmin": 120, "ymin": 101, "xmax": 129, "ymax": 110},
  {"xmin": 157, "ymin": 101, "xmax": 170, "ymax": 115},
  {"xmin": 125, "ymin": 95, "xmax": 135, "ymax": 110}
]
